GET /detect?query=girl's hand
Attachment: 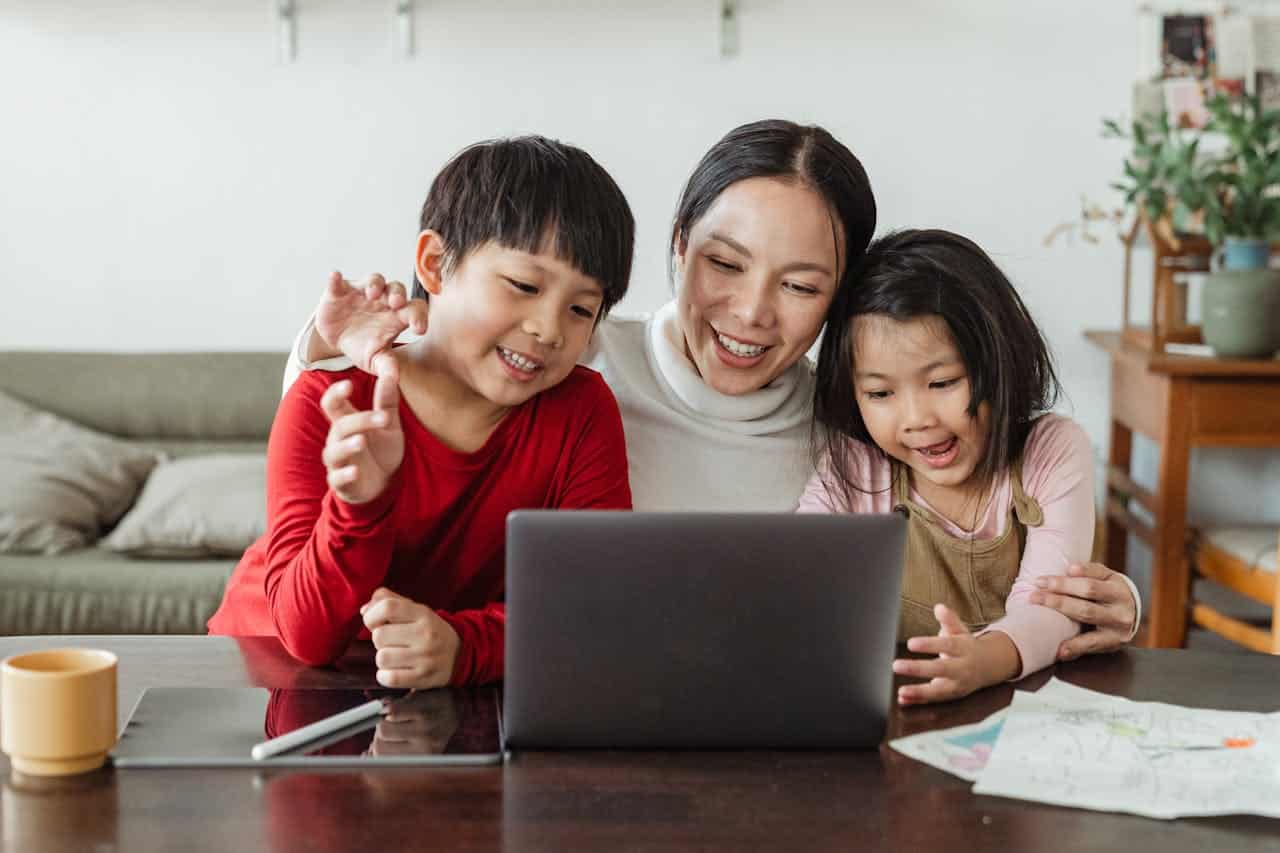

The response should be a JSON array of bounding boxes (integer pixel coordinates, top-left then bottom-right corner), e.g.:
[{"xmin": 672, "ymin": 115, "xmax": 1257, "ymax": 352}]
[
  {"xmin": 361, "ymin": 588, "xmax": 461, "ymax": 689},
  {"xmin": 1029, "ymin": 562, "xmax": 1138, "ymax": 661},
  {"xmin": 319, "ymin": 365, "xmax": 404, "ymax": 505},
  {"xmin": 311, "ymin": 272, "xmax": 429, "ymax": 376},
  {"xmin": 893, "ymin": 604, "xmax": 1016, "ymax": 706}
]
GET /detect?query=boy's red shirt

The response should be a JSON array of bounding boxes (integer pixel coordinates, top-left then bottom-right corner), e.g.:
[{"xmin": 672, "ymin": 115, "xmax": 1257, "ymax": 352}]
[{"xmin": 207, "ymin": 365, "xmax": 632, "ymax": 684}]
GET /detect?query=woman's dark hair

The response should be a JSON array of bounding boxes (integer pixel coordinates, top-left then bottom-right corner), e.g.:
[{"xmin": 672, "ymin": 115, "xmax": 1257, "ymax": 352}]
[
  {"xmin": 409, "ymin": 135, "xmax": 634, "ymax": 317},
  {"xmin": 813, "ymin": 229, "xmax": 1061, "ymax": 509},
  {"xmin": 670, "ymin": 119, "xmax": 876, "ymax": 289}
]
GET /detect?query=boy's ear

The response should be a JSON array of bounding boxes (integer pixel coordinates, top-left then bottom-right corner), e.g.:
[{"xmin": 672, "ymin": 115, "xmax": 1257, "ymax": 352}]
[{"xmin": 415, "ymin": 230, "xmax": 447, "ymax": 296}]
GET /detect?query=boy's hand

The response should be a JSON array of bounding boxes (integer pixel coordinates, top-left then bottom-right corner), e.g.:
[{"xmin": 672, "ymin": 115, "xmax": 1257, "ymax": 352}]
[
  {"xmin": 1030, "ymin": 562, "xmax": 1138, "ymax": 661},
  {"xmin": 361, "ymin": 588, "xmax": 461, "ymax": 689},
  {"xmin": 893, "ymin": 604, "xmax": 1012, "ymax": 706},
  {"xmin": 312, "ymin": 271, "xmax": 429, "ymax": 376},
  {"xmin": 319, "ymin": 363, "xmax": 404, "ymax": 504}
]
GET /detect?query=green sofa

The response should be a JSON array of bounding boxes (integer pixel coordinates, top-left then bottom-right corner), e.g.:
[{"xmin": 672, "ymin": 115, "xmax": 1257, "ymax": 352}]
[{"xmin": 0, "ymin": 351, "xmax": 284, "ymax": 635}]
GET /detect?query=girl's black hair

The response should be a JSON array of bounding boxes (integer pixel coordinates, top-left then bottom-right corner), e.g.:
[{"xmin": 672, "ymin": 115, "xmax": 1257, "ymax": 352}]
[
  {"xmin": 409, "ymin": 135, "xmax": 634, "ymax": 316},
  {"xmin": 670, "ymin": 119, "xmax": 876, "ymax": 289},
  {"xmin": 812, "ymin": 229, "xmax": 1062, "ymax": 509}
]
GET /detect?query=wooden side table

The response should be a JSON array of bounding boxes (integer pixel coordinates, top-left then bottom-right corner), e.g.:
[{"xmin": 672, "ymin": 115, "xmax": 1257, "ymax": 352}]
[{"xmin": 1086, "ymin": 330, "xmax": 1280, "ymax": 648}]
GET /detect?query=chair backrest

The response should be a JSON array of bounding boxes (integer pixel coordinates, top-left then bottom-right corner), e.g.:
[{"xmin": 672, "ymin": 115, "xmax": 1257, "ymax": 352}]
[{"xmin": 0, "ymin": 351, "xmax": 286, "ymax": 457}]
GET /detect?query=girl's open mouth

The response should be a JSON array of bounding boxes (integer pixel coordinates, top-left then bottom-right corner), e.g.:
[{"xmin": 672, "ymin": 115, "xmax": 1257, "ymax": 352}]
[{"xmin": 915, "ymin": 437, "xmax": 959, "ymax": 469}]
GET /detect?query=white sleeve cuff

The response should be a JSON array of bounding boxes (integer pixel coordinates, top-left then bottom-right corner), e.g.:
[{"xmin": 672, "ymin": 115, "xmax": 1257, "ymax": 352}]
[{"xmin": 282, "ymin": 314, "xmax": 357, "ymax": 398}]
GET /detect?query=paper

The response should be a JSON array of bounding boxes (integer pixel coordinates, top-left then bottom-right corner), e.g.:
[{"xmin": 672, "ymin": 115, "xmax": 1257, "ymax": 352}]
[
  {"xmin": 973, "ymin": 679, "xmax": 1280, "ymax": 819},
  {"xmin": 891, "ymin": 678, "xmax": 1280, "ymax": 820},
  {"xmin": 889, "ymin": 708, "xmax": 1006, "ymax": 781}
]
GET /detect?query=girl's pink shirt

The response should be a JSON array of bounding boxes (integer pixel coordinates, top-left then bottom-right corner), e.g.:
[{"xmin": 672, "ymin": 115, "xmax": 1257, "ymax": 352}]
[{"xmin": 797, "ymin": 414, "xmax": 1092, "ymax": 679}]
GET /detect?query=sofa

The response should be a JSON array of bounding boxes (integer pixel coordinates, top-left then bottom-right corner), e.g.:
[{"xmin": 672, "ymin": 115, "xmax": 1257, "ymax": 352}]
[{"xmin": 0, "ymin": 351, "xmax": 285, "ymax": 635}]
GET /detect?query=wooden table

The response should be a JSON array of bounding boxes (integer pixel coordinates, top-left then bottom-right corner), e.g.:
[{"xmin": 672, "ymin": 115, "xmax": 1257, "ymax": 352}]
[
  {"xmin": 2, "ymin": 635, "xmax": 1279, "ymax": 851},
  {"xmin": 1085, "ymin": 330, "xmax": 1280, "ymax": 648}
]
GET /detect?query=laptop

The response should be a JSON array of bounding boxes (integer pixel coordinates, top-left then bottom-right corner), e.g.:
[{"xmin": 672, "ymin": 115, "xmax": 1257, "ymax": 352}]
[{"xmin": 503, "ymin": 511, "xmax": 906, "ymax": 750}]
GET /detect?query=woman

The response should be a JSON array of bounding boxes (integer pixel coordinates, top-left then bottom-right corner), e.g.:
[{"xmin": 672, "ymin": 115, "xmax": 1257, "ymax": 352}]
[{"xmin": 288, "ymin": 119, "xmax": 1137, "ymax": 660}]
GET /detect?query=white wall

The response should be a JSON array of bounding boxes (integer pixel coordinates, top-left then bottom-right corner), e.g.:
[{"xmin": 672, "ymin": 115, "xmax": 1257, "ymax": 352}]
[{"xmin": 2, "ymin": 0, "xmax": 1277, "ymax": 580}]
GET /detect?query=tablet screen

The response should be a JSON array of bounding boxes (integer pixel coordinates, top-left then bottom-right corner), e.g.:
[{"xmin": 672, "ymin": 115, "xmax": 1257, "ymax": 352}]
[{"xmin": 111, "ymin": 686, "xmax": 503, "ymax": 767}]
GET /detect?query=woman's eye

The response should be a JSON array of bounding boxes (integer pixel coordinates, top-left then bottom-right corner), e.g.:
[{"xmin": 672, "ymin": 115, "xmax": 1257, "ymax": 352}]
[
  {"xmin": 708, "ymin": 257, "xmax": 741, "ymax": 272},
  {"xmin": 506, "ymin": 278, "xmax": 538, "ymax": 294},
  {"xmin": 784, "ymin": 282, "xmax": 819, "ymax": 296}
]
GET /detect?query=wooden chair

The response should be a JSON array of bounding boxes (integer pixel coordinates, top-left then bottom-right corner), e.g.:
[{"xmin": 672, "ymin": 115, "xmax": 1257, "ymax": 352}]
[{"xmin": 1190, "ymin": 526, "xmax": 1280, "ymax": 653}]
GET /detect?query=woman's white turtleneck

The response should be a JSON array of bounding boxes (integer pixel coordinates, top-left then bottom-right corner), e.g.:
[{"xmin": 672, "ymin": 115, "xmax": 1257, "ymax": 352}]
[{"xmin": 287, "ymin": 299, "xmax": 818, "ymax": 512}]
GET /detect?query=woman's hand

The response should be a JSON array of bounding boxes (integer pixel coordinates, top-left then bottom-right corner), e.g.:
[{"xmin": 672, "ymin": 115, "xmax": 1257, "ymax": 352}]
[
  {"xmin": 892, "ymin": 604, "xmax": 1018, "ymax": 706},
  {"xmin": 319, "ymin": 365, "xmax": 403, "ymax": 505},
  {"xmin": 1030, "ymin": 562, "xmax": 1138, "ymax": 661},
  {"xmin": 311, "ymin": 272, "xmax": 428, "ymax": 376},
  {"xmin": 361, "ymin": 588, "xmax": 461, "ymax": 689}
]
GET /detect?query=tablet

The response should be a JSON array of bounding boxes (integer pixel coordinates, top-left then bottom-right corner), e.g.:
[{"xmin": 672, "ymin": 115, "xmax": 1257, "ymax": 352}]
[{"xmin": 110, "ymin": 686, "xmax": 503, "ymax": 768}]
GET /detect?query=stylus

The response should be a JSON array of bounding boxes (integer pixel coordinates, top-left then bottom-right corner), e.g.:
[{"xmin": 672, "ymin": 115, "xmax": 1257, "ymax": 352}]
[{"xmin": 251, "ymin": 698, "xmax": 388, "ymax": 760}]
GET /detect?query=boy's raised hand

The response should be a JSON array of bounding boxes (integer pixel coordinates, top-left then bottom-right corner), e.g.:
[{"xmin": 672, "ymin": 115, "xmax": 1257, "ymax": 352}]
[
  {"xmin": 360, "ymin": 588, "xmax": 461, "ymax": 689},
  {"xmin": 893, "ymin": 604, "xmax": 1006, "ymax": 706},
  {"xmin": 319, "ymin": 362, "xmax": 404, "ymax": 504},
  {"xmin": 314, "ymin": 272, "xmax": 428, "ymax": 376}
]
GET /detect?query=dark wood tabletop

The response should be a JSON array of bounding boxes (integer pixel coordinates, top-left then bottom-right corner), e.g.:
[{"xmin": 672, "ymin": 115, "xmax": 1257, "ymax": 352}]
[{"xmin": 1, "ymin": 635, "xmax": 1278, "ymax": 852}]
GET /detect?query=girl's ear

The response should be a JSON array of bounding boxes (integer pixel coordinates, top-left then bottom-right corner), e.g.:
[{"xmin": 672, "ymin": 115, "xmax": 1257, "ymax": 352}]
[{"xmin": 415, "ymin": 230, "xmax": 447, "ymax": 296}]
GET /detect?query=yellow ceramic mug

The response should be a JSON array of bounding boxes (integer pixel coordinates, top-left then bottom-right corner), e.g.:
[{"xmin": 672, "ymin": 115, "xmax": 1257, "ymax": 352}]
[{"xmin": 1, "ymin": 649, "xmax": 118, "ymax": 776}]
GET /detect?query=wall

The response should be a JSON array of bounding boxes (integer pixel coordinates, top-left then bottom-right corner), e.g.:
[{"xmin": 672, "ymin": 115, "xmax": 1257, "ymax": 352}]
[{"xmin": 1, "ymin": 0, "xmax": 1276, "ymax": 589}]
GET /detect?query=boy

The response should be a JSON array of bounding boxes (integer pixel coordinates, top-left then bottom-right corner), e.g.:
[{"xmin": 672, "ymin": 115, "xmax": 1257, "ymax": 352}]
[{"xmin": 207, "ymin": 136, "xmax": 635, "ymax": 687}]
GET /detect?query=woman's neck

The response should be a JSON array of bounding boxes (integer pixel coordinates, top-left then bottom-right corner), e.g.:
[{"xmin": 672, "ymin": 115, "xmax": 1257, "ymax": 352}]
[{"xmin": 394, "ymin": 341, "xmax": 511, "ymax": 454}]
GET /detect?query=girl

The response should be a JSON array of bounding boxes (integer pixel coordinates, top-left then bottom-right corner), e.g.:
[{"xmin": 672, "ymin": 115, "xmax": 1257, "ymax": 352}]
[{"xmin": 800, "ymin": 228, "xmax": 1114, "ymax": 705}]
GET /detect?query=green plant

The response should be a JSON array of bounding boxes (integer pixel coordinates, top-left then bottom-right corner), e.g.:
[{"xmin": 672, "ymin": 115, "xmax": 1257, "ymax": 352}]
[
  {"xmin": 1199, "ymin": 93, "xmax": 1280, "ymax": 243},
  {"xmin": 1102, "ymin": 111, "xmax": 1208, "ymax": 232}
]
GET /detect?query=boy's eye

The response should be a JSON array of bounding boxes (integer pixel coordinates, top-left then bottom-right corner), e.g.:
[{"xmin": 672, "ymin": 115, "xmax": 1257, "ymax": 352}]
[
  {"xmin": 707, "ymin": 257, "xmax": 741, "ymax": 273},
  {"xmin": 505, "ymin": 278, "xmax": 538, "ymax": 294}
]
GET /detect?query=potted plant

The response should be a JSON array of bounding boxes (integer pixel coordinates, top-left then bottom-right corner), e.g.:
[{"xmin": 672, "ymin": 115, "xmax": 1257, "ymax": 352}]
[{"xmin": 1197, "ymin": 93, "xmax": 1280, "ymax": 357}]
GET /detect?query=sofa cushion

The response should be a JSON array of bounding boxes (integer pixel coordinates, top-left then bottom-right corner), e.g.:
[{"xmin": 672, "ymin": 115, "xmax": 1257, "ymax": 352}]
[
  {"xmin": 101, "ymin": 454, "xmax": 267, "ymax": 557},
  {"xmin": 0, "ymin": 547, "xmax": 236, "ymax": 634},
  {"xmin": 0, "ymin": 390, "xmax": 164, "ymax": 554}
]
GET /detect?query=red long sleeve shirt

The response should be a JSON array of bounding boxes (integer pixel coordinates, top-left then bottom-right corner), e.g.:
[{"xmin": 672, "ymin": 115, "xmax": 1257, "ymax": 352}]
[{"xmin": 207, "ymin": 365, "xmax": 631, "ymax": 683}]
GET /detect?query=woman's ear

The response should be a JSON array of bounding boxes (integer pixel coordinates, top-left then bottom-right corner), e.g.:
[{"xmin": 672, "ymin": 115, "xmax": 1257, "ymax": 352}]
[
  {"xmin": 415, "ymin": 230, "xmax": 447, "ymax": 296},
  {"xmin": 671, "ymin": 230, "xmax": 689, "ymax": 275}
]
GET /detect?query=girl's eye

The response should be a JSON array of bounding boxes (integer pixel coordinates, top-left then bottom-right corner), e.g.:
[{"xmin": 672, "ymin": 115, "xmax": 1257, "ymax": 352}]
[
  {"xmin": 863, "ymin": 390, "xmax": 891, "ymax": 401},
  {"xmin": 571, "ymin": 306, "xmax": 596, "ymax": 320},
  {"xmin": 929, "ymin": 378, "xmax": 961, "ymax": 390},
  {"xmin": 506, "ymin": 278, "xmax": 538, "ymax": 294},
  {"xmin": 708, "ymin": 257, "xmax": 741, "ymax": 273}
]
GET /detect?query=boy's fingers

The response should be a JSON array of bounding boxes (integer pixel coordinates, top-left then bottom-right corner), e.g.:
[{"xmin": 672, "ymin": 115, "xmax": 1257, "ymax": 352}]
[
  {"xmin": 326, "ymin": 465, "xmax": 359, "ymax": 491},
  {"xmin": 319, "ymin": 380, "xmax": 358, "ymax": 422},
  {"xmin": 372, "ymin": 363, "xmax": 401, "ymax": 416},
  {"xmin": 328, "ymin": 409, "xmax": 391, "ymax": 442},
  {"xmin": 386, "ymin": 280, "xmax": 408, "ymax": 310},
  {"xmin": 322, "ymin": 435, "xmax": 366, "ymax": 470},
  {"xmin": 363, "ymin": 273, "xmax": 387, "ymax": 301},
  {"xmin": 325, "ymin": 270, "xmax": 348, "ymax": 299},
  {"xmin": 398, "ymin": 300, "xmax": 429, "ymax": 335}
]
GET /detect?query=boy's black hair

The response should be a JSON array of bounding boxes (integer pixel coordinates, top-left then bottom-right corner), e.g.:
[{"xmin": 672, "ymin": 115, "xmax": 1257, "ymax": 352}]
[
  {"xmin": 670, "ymin": 119, "xmax": 877, "ymax": 290},
  {"xmin": 812, "ymin": 228, "xmax": 1062, "ymax": 509},
  {"xmin": 410, "ymin": 135, "xmax": 634, "ymax": 317}
]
